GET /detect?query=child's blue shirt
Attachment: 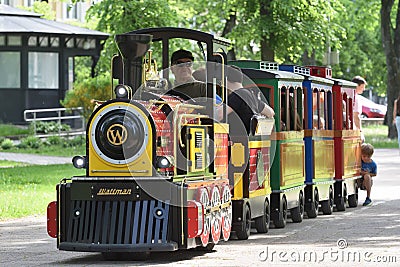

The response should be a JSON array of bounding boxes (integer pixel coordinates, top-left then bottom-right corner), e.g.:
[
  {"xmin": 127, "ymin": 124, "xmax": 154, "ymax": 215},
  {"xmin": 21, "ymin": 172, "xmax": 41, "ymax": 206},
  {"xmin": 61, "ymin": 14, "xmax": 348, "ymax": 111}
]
[{"xmin": 361, "ymin": 159, "xmax": 377, "ymax": 175}]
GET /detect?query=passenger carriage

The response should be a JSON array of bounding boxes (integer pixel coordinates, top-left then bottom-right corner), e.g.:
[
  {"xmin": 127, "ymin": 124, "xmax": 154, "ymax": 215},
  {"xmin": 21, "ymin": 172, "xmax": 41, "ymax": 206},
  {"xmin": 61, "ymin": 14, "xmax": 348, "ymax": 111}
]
[
  {"xmin": 229, "ymin": 60, "xmax": 305, "ymax": 228},
  {"xmin": 279, "ymin": 65, "xmax": 336, "ymax": 217},
  {"xmin": 308, "ymin": 66, "xmax": 361, "ymax": 211}
]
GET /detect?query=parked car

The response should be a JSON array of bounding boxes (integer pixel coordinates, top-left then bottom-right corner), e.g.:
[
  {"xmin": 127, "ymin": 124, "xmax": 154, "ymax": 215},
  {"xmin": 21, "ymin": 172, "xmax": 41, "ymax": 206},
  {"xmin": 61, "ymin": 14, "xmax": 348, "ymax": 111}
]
[{"xmin": 358, "ymin": 95, "xmax": 387, "ymax": 118}]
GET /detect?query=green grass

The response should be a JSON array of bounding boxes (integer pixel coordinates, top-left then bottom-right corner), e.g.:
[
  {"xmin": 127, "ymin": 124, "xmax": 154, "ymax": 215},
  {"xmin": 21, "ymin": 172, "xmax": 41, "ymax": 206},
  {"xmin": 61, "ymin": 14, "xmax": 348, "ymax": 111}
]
[
  {"xmin": 363, "ymin": 124, "xmax": 398, "ymax": 148},
  {"xmin": 0, "ymin": 160, "xmax": 28, "ymax": 168},
  {"xmin": 0, "ymin": 124, "xmax": 30, "ymax": 137},
  {"xmin": 0, "ymin": 164, "xmax": 85, "ymax": 220}
]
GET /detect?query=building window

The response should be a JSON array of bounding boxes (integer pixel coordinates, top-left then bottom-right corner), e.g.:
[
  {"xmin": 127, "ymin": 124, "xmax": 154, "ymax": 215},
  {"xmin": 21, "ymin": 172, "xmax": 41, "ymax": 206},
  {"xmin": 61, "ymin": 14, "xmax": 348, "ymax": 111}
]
[
  {"xmin": 0, "ymin": 35, "xmax": 5, "ymax": 46},
  {"xmin": 0, "ymin": 52, "xmax": 20, "ymax": 88},
  {"xmin": 8, "ymin": 35, "xmax": 22, "ymax": 46},
  {"xmin": 28, "ymin": 52, "xmax": 59, "ymax": 89}
]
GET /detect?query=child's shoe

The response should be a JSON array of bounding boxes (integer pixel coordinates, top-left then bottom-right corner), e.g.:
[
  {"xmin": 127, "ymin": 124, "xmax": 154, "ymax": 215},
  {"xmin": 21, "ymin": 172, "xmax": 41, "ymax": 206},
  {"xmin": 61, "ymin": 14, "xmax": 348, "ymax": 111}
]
[{"xmin": 363, "ymin": 197, "xmax": 372, "ymax": 206}]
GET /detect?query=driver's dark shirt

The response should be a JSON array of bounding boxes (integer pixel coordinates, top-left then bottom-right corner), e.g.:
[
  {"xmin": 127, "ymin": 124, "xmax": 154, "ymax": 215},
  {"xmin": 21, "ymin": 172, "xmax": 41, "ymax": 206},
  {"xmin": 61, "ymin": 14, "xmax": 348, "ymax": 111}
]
[{"xmin": 228, "ymin": 88, "xmax": 265, "ymax": 135}]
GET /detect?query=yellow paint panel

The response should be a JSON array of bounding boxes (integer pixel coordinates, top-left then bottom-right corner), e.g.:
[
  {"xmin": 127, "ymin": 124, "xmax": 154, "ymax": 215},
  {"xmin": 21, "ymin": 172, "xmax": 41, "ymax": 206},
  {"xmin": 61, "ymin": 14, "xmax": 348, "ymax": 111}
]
[
  {"xmin": 88, "ymin": 102, "xmax": 153, "ymax": 176},
  {"xmin": 343, "ymin": 138, "xmax": 361, "ymax": 178},
  {"xmin": 189, "ymin": 128, "xmax": 206, "ymax": 172},
  {"xmin": 232, "ymin": 173, "xmax": 243, "ymax": 199},
  {"xmin": 231, "ymin": 142, "xmax": 245, "ymax": 167},
  {"xmin": 280, "ymin": 142, "xmax": 305, "ymax": 187},
  {"xmin": 313, "ymin": 140, "xmax": 335, "ymax": 179}
]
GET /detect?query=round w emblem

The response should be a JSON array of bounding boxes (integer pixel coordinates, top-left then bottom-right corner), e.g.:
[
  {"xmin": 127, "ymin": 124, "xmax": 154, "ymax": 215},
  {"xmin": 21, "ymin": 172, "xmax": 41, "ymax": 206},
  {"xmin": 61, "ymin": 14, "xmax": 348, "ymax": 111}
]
[{"xmin": 107, "ymin": 124, "xmax": 128, "ymax": 145}]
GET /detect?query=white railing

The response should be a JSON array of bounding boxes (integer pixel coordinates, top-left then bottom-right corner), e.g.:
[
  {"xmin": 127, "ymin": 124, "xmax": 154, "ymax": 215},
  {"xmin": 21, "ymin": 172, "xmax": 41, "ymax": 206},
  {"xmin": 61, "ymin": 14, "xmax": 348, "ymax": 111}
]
[{"xmin": 24, "ymin": 107, "xmax": 85, "ymax": 137}]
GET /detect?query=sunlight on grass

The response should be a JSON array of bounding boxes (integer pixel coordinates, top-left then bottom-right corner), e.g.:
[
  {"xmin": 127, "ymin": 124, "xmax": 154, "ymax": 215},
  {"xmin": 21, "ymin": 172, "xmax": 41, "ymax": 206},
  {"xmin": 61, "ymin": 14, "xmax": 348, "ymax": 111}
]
[
  {"xmin": 363, "ymin": 124, "xmax": 398, "ymax": 148},
  {"xmin": 0, "ymin": 164, "xmax": 85, "ymax": 220}
]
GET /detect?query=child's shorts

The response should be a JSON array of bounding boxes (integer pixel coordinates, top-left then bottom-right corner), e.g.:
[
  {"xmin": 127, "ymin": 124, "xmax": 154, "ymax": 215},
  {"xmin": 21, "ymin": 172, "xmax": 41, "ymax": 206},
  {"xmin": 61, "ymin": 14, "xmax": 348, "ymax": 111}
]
[{"xmin": 356, "ymin": 176, "xmax": 373, "ymax": 190}]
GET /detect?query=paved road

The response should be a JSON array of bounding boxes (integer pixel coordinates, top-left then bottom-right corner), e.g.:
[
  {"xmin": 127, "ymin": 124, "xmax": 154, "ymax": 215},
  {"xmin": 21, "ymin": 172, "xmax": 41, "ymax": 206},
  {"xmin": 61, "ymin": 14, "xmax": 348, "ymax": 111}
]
[
  {"xmin": 0, "ymin": 152, "xmax": 71, "ymax": 165},
  {"xmin": 0, "ymin": 149, "xmax": 399, "ymax": 266}
]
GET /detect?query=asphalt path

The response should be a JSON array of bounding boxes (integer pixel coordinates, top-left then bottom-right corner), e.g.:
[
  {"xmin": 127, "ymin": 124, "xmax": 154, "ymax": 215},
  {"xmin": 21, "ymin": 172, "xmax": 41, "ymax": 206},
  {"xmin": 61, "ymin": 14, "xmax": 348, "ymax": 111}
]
[{"xmin": 0, "ymin": 149, "xmax": 399, "ymax": 266}]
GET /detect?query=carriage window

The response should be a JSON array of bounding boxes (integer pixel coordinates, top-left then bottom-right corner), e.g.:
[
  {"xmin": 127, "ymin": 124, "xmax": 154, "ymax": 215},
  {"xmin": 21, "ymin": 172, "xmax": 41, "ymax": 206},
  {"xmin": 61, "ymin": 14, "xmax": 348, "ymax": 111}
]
[
  {"xmin": 341, "ymin": 94, "xmax": 354, "ymax": 130},
  {"xmin": 313, "ymin": 89, "xmax": 325, "ymax": 129},
  {"xmin": 281, "ymin": 87, "xmax": 302, "ymax": 131}
]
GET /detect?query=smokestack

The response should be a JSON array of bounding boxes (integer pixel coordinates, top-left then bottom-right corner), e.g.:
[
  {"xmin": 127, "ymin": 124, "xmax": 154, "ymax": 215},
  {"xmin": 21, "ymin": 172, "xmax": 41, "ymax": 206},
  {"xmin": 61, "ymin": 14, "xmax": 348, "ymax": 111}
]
[
  {"xmin": 115, "ymin": 34, "xmax": 152, "ymax": 60},
  {"xmin": 114, "ymin": 34, "xmax": 152, "ymax": 90}
]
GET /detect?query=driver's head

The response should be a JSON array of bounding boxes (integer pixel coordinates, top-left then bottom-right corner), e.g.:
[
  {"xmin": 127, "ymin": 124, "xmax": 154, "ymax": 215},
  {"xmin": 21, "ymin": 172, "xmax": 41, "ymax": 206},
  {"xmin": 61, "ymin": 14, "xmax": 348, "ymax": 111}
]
[{"xmin": 171, "ymin": 49, "xmax": 194, "ymax": 84}]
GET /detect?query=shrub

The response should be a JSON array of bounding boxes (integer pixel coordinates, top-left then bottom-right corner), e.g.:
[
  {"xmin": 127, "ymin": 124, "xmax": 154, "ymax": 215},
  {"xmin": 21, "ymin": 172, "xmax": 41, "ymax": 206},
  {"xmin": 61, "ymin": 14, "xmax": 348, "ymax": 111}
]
[
  {"xmin": 19, "ymin": 136, "xmax": 42, "ymax": 149},
  {"xmin": 1, "ymin": 138, "xmax": 14, "ymax": 150},
  {"xmin": 30, "ymin": 121, "xmax": 71, "ymax": 134},
  {"xmin": 61, "ymin": 73, "xmax": 111, "ymax": 121},
  {"xmin": 46, "ymin": 136, "xmax": 62, "ymax": 145}
]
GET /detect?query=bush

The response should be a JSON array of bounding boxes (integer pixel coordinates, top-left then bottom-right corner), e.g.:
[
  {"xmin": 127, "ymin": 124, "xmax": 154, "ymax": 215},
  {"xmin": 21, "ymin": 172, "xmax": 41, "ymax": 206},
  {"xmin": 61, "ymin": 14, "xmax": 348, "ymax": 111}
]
[
  {"xmin": 30, "ymin": 121, "xmax": 71, "ymax": 134},
  {"xmin": 19, "ymin": 136, "xmax": 42, "ymax": 149},
  {"xmin": 1, "ymin": 138, "xmax": 14, "ymax": 150},
  {"xmin": 63, "ymin": 136, "xmax": 85, "ymax": 148},
  {"xmin": 46, "ymin": 136, "xmax": 62, "ymax": 145},
  {"xmin": 61, "ymin": 73, "xmax": 111, "ymax": 121}
]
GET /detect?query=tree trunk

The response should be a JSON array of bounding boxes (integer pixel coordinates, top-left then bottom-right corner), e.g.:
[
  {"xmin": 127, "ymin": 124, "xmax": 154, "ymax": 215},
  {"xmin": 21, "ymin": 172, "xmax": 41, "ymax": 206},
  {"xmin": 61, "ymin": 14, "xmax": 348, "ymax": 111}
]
[
  {"xmin": 221, "ymin": 11, "xmax": 237, "ymax": 60},
  {"xmin": 381, "ymin": 0, "xmax": 400, "ymax": 138},
  {"xmin": 260, "ymin": 0, "xmax": 275, "ymax": 61}
]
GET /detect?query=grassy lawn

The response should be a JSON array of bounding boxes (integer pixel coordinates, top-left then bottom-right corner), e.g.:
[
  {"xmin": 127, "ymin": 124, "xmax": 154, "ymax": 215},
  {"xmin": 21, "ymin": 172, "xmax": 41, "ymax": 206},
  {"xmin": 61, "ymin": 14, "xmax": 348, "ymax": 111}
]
[
  {"xmin": 0, "ymin": 160, "xmax": 28, "ymax": 168},
  {"xmin": 0, "ymin": 164, "xmax": 85, "ymax": 220},
  {"xmin": 0, "ymin": 124, "xmax": 30, "ymax": 137},
  {"xmin": 363, "ymin": 124, "xmax": 398, "ymax": 148}
]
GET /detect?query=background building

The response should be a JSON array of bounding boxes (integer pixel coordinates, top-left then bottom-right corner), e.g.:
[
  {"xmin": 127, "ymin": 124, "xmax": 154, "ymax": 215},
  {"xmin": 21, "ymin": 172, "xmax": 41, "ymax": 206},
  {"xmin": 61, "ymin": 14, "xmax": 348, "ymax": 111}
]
[{"xmin": 0, "ymin": 3, "xmax": 108, "ymax": 123}]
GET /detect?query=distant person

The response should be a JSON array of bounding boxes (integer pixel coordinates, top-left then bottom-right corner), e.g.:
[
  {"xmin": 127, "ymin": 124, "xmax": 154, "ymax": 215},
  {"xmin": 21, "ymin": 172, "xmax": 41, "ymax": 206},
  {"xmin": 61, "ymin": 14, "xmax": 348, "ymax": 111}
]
[
  {"xmin": 393, "ymin": 94, "xmax": 400, "ymax": 153},
  {"xmin": 169, "ymin": 49, "xmax": 206, "ymax": 99},
  {"xmin": 357, "ymin": 143, "xmax": 377, "ymax": 206},
  {"xmin": 225, "ymin": 65, "xmax": 275, "ymax": 135},
  {"xmin": 352, "ymin": 76, "xmax": 367, "ymax": 142}
]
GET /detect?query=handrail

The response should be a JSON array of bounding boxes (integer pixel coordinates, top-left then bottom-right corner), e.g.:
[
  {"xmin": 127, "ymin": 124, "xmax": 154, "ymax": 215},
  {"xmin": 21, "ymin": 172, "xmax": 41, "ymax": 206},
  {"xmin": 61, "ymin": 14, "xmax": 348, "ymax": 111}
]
[{"xmin": 23, "ymin": 107, "xmax": 85, "ymax": 137}]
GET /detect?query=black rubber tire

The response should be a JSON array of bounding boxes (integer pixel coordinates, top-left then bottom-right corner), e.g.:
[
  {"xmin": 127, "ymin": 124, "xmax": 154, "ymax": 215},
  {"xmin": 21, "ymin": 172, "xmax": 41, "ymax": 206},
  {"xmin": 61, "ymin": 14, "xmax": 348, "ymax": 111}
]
[
  {"xmin": 348, "ymin": 194, "xmax": 358, "ymax": 208},
  {"xmin": 336, "ymin": 186, "xmax": 346, "ymax": 211},
  {"xmin": 273, "ymin": 197, "xmax": 287, "ymax": 228},
  {"xmin": 236, "ymin": 205, "xmax": 251, "ymax": 240},
  {"xmin": 291, "ymin": 192, "xmax": 304, "ymax": 223},
  {"xmin": 255, "ymin": 200, "xmax": 270, "ymax": 233},
  {"xmin": 321, "ymin": 187, "xmax": 333, "ymax": 215},
  {"xmin": 306, "ymin": 189, "xmax": 319, "ymax": 218}
]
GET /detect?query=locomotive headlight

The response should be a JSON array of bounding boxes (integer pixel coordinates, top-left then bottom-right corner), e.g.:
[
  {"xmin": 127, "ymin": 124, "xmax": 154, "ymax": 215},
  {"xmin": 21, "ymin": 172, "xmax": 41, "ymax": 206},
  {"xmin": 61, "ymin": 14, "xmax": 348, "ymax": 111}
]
[
  {"xmin": 156, "ymin": 156, "xmax": 173, "ymax": 168},
  {"xmin": 72, "ymin": 156, "xmax": 87, "ymax": 169},
  {"xmin": 114, "ymin": 84, "xmax": 130, "ymax": 99}
]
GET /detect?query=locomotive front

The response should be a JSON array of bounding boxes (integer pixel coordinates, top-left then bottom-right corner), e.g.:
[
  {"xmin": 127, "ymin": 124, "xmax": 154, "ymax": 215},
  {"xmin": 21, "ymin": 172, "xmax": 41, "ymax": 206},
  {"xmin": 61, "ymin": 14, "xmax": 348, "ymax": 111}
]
[{"xmin": 46, "ymin": 29, "xmax": 232, "ymax": 256}]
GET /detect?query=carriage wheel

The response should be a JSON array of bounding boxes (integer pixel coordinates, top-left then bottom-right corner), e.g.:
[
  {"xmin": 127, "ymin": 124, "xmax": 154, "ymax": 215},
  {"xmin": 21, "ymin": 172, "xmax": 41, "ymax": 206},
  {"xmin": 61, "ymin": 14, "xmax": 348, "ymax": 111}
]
[
  {"xmin": 220, "ymin": 185, "xmax": 232, "ymax": 241},
  {"xmin": 321, "ymin": 186, "xmax": 333, "ymax": 215},
  {"xmin": 210, "ymin": 186, "xmax": 222, "ymax": 244},
  {"xmin": 336, "ymin": 185, "xmax": 346, "ymax": 211},
  {"xmin": 198, "ymin": 188, "xmax": 210, "ymax": 247},
  {"xmin": 273, "ymin": 196, "xmax": 287, "ymax": 228},
  {"xmin": 291, "ymin": 191, "xmax": 304, "ymax": 223},
  {"xmin": 255, "ymin": 199, "xmax": 270, "ymax": 233},
  {"xmin": 306, "ymin": 189, "xmax": 319, "ymax": 219}
]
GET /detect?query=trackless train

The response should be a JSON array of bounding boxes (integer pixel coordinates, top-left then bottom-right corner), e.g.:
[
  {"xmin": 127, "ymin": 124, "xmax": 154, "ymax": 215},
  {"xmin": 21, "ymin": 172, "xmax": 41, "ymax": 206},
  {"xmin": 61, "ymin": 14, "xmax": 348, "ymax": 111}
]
[{"xmin": 46, "ymin": 27, "xmax": 362, "ymax": 258}]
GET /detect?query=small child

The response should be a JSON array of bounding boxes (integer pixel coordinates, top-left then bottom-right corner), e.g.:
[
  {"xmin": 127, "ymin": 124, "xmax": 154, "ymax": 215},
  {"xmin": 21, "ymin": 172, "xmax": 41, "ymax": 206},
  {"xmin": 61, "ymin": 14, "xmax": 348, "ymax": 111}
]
[{"xmin": 358, "ymin": 143, "xmax": 377, "ymax": 206}]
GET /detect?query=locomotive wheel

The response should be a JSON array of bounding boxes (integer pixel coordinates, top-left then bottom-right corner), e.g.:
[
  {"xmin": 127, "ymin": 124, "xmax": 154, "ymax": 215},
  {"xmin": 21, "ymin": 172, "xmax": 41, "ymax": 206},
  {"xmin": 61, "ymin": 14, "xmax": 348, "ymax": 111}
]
[
  {"xmin": 210, "ymin": 186, "xmax": 222, "ymax": 244},
  {"xmin": 220, "ymin": 185, "xmax": 232, "ymax": 241},
  {"xmin": 273, "ymin": 197, "xmax": 287, "ymax": 229},
  {"xmin": 236, "ymin": 204, "xmax": 251, "ymax": 240},
  {"xmin": 255, "ymin": 199, "xmax": 270, "ymax": 233},
  {"xmin": 348, "ymin": 186, "xmax": 358, "ymax": 208},
  {"xmin": 198, "ymin": 188, "xmax": 211, "ymax": 247},
  {"xmin": 291, "ymin": 191, "xmax": 304, "ymax": 223},
  {"xmin": 321, "ymin": 186, "xmax": 333, "ymax": 215},
  {"xmin": 336, "ymin": 186, "xmax": 346, "ymax": 211},
  {"xmin": 306, "ymin": 189, "xmax": 319, "ymax": 219}
]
